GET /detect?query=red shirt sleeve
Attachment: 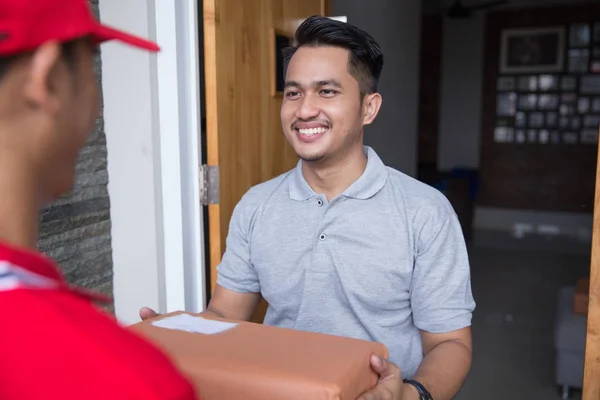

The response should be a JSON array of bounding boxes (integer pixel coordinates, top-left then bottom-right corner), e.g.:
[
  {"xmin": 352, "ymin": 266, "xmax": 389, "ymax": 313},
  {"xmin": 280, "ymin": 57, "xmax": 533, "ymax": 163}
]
[{"xmin": 0, "ymin": 288, "xmax": 198, "ymax": 400}]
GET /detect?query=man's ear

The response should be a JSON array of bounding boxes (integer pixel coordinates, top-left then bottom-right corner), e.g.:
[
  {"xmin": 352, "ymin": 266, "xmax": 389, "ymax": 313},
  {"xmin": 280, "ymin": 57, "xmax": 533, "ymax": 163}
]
[
  {"xmin": 23, "ymin": 41, "xmax": 63, "ymax": 115},
  {"xmin": 362, "ymin": 92, "xmax": 382, "ymax": 126}
]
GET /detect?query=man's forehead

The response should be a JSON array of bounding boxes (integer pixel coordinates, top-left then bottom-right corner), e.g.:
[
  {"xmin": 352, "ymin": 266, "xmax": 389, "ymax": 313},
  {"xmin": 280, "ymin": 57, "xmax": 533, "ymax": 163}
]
[
  {"xmin": 286, "ymin": 46, "xmax": 351, "ymax": 85},
  {"xmin": 289, "ymin": 45, "xmax": 349, "ymax": 65}
]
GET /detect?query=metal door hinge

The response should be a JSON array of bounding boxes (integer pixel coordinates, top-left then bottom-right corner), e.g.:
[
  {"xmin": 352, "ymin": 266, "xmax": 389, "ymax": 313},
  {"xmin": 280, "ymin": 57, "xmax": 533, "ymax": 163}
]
[{"xmin": 199, "ymin": 164, "xmax": 219, "ymax": 205}]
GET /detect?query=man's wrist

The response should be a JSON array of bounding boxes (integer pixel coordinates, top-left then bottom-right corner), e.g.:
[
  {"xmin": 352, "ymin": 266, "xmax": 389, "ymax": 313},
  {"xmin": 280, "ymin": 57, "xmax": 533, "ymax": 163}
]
[{"xmin": 401, "ymin": 380, "xmax": 421, "ymax": 400}]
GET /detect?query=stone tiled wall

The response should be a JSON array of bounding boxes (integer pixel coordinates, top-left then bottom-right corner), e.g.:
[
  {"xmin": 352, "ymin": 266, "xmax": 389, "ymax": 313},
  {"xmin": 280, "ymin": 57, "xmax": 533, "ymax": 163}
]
[{"xmin": 38, "ymin": 0, "xmax": 114, "ymax": 310}]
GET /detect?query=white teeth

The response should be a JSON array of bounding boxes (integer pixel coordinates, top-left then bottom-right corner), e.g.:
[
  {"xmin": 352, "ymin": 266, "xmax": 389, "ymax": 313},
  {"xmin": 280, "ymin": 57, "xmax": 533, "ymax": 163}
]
[{"xmin": 298, "ymin": 127, "xmax": 328, "ymax": 136}]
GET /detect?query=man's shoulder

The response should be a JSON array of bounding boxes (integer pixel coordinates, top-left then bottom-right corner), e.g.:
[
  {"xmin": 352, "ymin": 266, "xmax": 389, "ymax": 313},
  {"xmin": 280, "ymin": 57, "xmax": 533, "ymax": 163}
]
[
  {"xmin": 235, "ymin": 169, "xmax": 294, "ymax": 213},
  {"xmin": 385, "ymin": 167, "xmax": 454, "ymax": 217},
  {"xmin": 384, "ymin": 167, "xmax": 465, "ymax": 253}
]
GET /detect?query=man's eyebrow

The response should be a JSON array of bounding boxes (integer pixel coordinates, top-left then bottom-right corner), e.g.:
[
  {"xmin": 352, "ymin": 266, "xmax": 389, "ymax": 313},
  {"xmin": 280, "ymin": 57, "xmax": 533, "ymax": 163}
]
[
  {"xmin": 315, "ymin": 79, "xmax": 342, "ymax": 88},
  {"xmin": 283, "ymin": 79, "xmax": 343, "ymax": 89},
  {"xmin": 284, "ymin": 80, "xmax": 301, "ymax": 89}
]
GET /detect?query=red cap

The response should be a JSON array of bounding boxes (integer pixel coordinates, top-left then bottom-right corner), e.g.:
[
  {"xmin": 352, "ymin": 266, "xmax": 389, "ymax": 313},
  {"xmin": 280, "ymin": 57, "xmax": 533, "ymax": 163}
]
[{"xmin": 0, "ymin": 0, "xmax": 160, "ymax": 57}]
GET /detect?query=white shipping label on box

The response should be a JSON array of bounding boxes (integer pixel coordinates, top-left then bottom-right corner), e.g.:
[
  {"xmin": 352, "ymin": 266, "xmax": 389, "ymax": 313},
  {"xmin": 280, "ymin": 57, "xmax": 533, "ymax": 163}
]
[{"xmin": 152, "ymin": 314, "xmax": 238, "ymax": 335}]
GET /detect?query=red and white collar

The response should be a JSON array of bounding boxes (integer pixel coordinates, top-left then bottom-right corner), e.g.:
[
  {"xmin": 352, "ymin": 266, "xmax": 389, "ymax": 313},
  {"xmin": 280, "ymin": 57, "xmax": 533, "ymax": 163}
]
[{"xmin": 0, "ymin": 241, "xmax": 111, "ymax": 304}]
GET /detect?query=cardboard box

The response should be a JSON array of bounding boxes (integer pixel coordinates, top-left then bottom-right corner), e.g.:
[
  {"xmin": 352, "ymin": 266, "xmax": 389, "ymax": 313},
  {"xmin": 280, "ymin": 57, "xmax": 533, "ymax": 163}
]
[
  {"xmin": 130, "ymin": 311, "xmax": 388, "ymax": 400},
  {"xmin": 574, "ymin": 278, "xmax": 590, "ymax": 315}
]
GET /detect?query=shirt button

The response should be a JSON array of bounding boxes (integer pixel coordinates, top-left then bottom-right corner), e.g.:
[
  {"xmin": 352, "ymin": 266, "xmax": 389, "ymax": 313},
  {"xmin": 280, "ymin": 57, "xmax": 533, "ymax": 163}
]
[
  {"xmin": 317, "ymin": 199, "xmax": 324, "ymax": 207},
  {"xmin": 319, "ymin": 233, "xmax": 327, "ymax": 241}
]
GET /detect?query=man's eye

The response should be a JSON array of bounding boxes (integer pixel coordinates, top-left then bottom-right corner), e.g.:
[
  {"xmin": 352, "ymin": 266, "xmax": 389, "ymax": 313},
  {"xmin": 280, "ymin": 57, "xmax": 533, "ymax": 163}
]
[
  {"xmin": 285, "ymin": 91, "xmax": 300, "ymax": 98},
  {"xmin": 320, "ymin": 89, "xmax": 337, "ymax": 96}
]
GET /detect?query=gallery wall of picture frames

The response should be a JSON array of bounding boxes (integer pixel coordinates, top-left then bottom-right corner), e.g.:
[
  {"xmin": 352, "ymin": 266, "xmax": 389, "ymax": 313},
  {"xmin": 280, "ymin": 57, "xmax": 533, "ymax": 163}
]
[{"xmin": 494, "ymin": 22, "xmax": 600, "ymax": 145}]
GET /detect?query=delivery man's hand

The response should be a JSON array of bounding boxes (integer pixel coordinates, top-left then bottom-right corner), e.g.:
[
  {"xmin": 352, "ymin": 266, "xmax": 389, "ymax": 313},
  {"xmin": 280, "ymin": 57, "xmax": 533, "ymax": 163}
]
[
  {"xmin": 139, "ymin": 307, "xmax": 160, "ymax": 321},
  {"xmin": 357, "ymin": 355, "xmax": 413, "ymax": 400}
]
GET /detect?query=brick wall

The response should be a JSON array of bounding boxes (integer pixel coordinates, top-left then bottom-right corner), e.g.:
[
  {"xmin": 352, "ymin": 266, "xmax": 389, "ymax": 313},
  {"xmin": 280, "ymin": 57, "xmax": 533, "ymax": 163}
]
[{"xmin": 38, "ymin": 0, "xmax": 114, "ymax": 311}]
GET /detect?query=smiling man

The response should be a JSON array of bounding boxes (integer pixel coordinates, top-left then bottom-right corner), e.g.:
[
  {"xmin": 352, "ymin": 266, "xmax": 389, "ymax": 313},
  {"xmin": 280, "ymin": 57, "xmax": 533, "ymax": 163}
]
[{"xmin": 143, "ymin": 15, "xmax": 476, "ymax": 400}]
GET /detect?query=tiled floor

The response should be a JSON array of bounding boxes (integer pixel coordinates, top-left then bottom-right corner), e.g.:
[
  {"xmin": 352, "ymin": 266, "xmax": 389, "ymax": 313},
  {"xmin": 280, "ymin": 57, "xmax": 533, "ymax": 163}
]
[{"xmin": 455, "ymin": 237, "xmax": 590, "ymax": 399}]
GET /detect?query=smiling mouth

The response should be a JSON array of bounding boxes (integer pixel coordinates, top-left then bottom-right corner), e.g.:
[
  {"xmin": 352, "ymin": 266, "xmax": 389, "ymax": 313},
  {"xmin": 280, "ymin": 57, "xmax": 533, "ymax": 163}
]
[{"xmin": 297, "ymin": 127, "xmax": 329, "ymax": 136}]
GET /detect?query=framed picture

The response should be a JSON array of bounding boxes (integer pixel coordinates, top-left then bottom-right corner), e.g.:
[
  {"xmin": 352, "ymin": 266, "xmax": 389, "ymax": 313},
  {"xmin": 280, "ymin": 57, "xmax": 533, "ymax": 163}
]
[
  {"xmin": 569, "ymin": 23, "xmax": 591, "ymax": 47},
  {"xmin": 581, "ymin": 75, "xmax": 600, "ymax": 94},
  {"xmin": 539, "ymin": 74, "xmax": 559, "ymax": 91},
  {"xmin": 499, "ymin": 26, "xmax": 565, "ymax": 73},
  {"xmin": 539, "ymin": 129, "xmax": 550, "ymax": 144},
  {"xmin": 592, "ymin": 97, "xmax": 600, "ymax": 112},
  {"xmin": 579, "ymin": 97, "xmax": 591, "ymax": 114},
  {"xmin": 518, "ymin": 94, "xmax": 537, "ymax": 110},
  {"xmin": 561, "ymin": 75, "xmax": 578, "ymax": 91},
  {"xmin": 582, "ymin": 129, "xmax": 599, "ymax": 144},
  {"xmin": 270, "ymin": 28, "xmax": 294, "ymax": 96},
  {"xmin": 528, "ymin": 112, "xmax": 545, "ymax": 128},
  {"xmin": 515, "ymin": 111, "xmax": 527, "ymax": 127},
  {"xmin": 562, "ymin": 132, "xmax": 579, "ymax": 144},
  {"xmin": 497, "ymin": 76, "xmax": 516, "ymax": 91},
  {"xmin": 584, "ymin": 114, "xmax": 600, "ymax": 128},
  {"xmin": 527, "ymin": 129, "xmax": 537, "ymax": 143},
  {"xmin": 494, "ymin": 127, "xmax": 514, "ymax": 143},
  {"xmin": 568, "ymin": 49, "xmax": 590, "ymax": 73},
  {"xmin": 497, "ymin": 93, "xmax": 517, "ymax": 116},
  {"xmin": 560, "ymin": 104, "xmax": 576, "ymax": 116},
  {"xmin": 539, "ymin": 94, "xmax": 559, "ymax": 109},
  {"xmin": 561, "ymin": 93, "xmax": 577, "ymax": 104},
  {"xmin": 546, "ymin": 111, "xmax": 558, "ymax": 127},
  {"xmin": 518, "ymin": 75, "xmax": 537, "ymax": 91},
  {"xmin": 594, "ymin": 22, "xmax": 600, "ymax": 43},
  {"xmin": 496, "ymin": 117, "xmax": 512, "ymax": 127}
]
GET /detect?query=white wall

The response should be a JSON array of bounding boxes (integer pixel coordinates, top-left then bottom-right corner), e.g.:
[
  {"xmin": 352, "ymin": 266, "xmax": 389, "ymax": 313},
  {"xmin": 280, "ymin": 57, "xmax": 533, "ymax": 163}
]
[
  {"xmin": 100, "ymin": 0, "xmax": 205, "ymax": 325},
  {"xmin": 438, "ymin": 14, "xmax": 484, "ymax": 170},
  {"xmin": 332, "ymin": 0, "xmax": 422, "ymax": 177}
]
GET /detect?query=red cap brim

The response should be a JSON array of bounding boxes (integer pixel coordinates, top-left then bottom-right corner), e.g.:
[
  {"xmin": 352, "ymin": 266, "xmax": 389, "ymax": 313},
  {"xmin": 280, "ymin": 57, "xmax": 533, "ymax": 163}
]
[{"xmin": 91, "ymin": 23, "xmax": 160, "ymax": 52}]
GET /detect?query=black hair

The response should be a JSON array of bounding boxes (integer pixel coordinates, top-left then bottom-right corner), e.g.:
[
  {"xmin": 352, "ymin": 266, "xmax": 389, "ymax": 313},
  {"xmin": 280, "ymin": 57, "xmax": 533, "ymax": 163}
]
[
  {"xmin": 282, "ymin": 15, "xmax": 384, "ymax": 97},
  {"xmin": 0, "ymin": 39, "xmax": 80, "ymax": 82}
]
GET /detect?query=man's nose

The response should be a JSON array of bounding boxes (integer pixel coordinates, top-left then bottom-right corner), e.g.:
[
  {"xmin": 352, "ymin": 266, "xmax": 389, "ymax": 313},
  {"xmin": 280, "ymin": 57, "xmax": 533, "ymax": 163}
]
[{"xmin": 295, "ymin": 95, "xmax": 320, "ymax": 120}]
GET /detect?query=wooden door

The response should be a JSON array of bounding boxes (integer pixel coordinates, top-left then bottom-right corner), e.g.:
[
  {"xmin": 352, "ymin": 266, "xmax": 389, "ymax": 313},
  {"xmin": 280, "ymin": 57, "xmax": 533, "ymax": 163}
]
[
  {"xmin": 203, "ymin": 0, "xmax": 330, "ymax": 322},
  {"xmin": 584, "ymin": 126, "xmax": 600, "ymax": 399}
]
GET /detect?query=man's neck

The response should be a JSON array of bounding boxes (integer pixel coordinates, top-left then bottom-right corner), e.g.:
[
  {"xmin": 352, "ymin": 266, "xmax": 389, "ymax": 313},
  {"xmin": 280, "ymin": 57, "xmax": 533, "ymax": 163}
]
[
  {"xmin": 0, "ymin": 162, "xmax": 42, "ymax": 250},
  {"xmin": 301, "ymin": 145, "xmax": 367, "ymax": 201}
]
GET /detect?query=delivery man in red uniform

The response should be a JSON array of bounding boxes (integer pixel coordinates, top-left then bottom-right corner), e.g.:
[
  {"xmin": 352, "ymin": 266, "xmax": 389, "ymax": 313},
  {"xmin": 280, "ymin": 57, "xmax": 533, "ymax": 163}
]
[{"xmin": 0, "ymin": 0, "xmax": 198, "ymax": 399}]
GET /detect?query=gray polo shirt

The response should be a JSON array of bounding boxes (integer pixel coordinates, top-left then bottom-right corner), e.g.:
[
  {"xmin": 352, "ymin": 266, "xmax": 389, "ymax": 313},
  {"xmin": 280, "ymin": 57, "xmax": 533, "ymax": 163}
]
[{"xmin": 217, "ymin": 146, "xmax": 476, "ymax": 378}]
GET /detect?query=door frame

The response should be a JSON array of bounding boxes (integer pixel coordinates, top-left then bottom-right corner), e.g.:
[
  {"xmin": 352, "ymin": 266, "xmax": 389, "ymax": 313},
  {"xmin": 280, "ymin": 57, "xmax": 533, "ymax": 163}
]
[
  {"xmin": 584, "ymin": 135, "xmax": 600, "ymax": 399},
  {"xmin": 100, "ymin": 0, "xmax": 206, "ymax": 325},
  {"xmin": 202, "ymin": 0, "xmax": 222, "ymax": 294}
]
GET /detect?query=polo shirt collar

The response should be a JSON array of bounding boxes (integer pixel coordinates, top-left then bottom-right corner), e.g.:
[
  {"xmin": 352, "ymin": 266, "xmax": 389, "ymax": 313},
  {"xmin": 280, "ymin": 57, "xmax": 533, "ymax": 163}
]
[
  {"xmin": 0, "ymin": 241, "xmax": 110, "ymax": 303},
  {"xmin": 289, "ymin": 146, "xmax": 388, "ymax": 201},
  {"xmin": 289, "ymin": 159, "xmax": 318, "ymax": 201}
]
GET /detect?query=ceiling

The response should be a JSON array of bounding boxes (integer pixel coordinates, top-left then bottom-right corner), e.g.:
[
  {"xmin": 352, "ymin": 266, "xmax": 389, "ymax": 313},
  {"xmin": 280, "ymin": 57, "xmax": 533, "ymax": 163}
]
[{"xmin": 422, "ymin": 0, "xmax": 599, "ymax": 15}]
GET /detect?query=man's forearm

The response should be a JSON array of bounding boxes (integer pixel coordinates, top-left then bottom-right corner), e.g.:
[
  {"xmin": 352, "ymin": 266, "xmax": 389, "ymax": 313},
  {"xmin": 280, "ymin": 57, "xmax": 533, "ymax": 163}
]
[
  {"xmin": 411, "ymin": 340, "xmax": 472, "ymax": 400},
  {"xmin": 199, "ymin": 305, "xmax": 226, "ymax": 319}
]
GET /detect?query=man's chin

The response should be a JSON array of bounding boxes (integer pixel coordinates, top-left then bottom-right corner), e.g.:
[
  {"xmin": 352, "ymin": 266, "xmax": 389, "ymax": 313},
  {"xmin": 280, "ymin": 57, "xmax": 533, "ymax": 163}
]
[{"xmin": 298, "ymin": 153, "xmax": 325, "ymax": 163}]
